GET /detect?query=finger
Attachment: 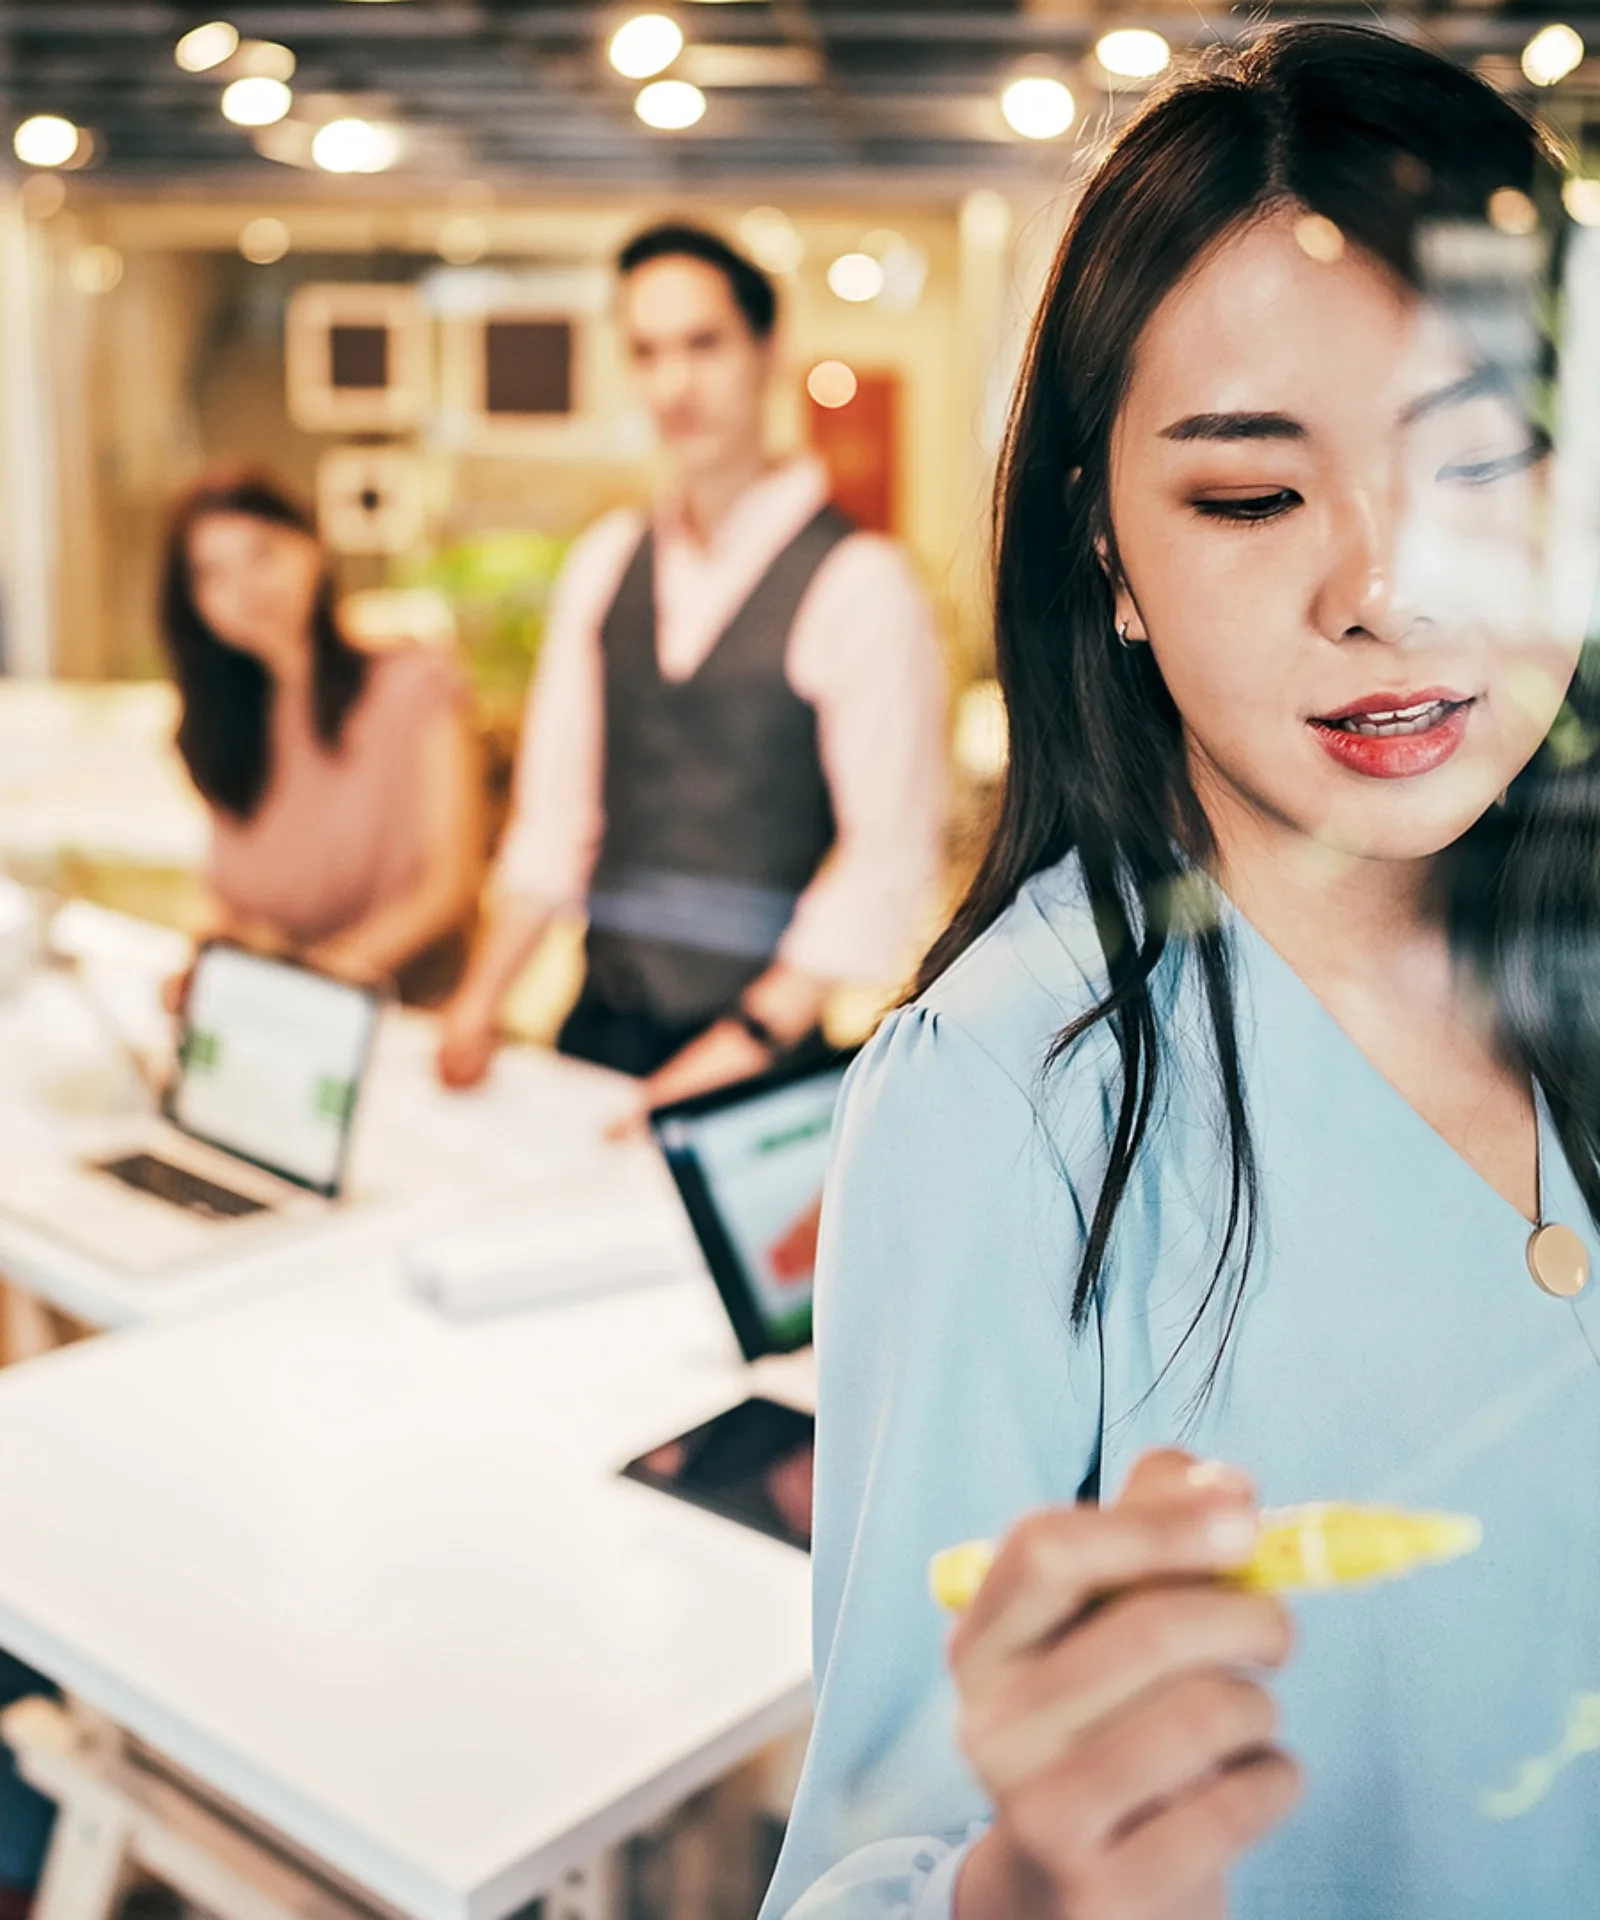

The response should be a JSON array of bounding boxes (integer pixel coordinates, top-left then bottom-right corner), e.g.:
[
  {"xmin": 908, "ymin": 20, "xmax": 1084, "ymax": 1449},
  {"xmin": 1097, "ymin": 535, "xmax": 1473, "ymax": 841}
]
[
  {"xmin": 997, "ymin": 1671, "xmax": 1277, "ymax": 1849},
  {"xmin": 1118, "ymin": 1449, "xmax": 1255, "ymax": 1511},
  {"xmin": 952, "ymin": 1496, "xmax": 1259, "ymax": 1680},
  {"xmin": 1092, "ymin": 1749, "xmax": 1302, "ymax": 1918},
  {"xmin": 964, "ymin": 1586, "xmax": 1291, "ymax": 1794}
]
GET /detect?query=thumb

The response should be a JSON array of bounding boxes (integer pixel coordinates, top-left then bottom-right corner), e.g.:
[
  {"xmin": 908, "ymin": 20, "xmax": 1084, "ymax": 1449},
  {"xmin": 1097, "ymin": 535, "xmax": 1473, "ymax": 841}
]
[{"xmin": 1116, "ymin": 1447, "xmax": 1255, "ymax": 1512}]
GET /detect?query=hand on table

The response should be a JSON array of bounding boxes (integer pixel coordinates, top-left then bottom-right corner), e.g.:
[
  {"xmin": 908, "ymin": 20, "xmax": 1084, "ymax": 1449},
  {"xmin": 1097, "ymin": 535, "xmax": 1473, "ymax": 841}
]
[
  {"xmin": 604, "ymin": 1017, "xmax": 776, "ymax": 1141},
  {"xmin": 437, "ymin": 995, "xmax": 499, "ymax": 1090},
  {"xmin": 951, "ymin": 1449, "xmax": 1300, "ymax": 1920}
]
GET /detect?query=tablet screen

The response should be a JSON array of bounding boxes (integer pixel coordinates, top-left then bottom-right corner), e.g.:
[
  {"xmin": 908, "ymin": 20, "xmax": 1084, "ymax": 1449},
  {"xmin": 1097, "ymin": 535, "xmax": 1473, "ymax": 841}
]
[
  {"xmin": 652, "ymin": 1056, "xmax": 850, "ymax": 1358},
  {"xmin": 171, "ymin": 945, "xmax": 381, "ymax": 1194}
]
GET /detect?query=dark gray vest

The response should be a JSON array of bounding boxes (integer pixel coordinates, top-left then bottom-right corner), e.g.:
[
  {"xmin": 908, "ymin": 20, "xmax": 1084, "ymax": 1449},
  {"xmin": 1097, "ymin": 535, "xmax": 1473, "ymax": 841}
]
[{"xmin": 585, "ymin": 503, "xmax": 852, "ymax": 1027}]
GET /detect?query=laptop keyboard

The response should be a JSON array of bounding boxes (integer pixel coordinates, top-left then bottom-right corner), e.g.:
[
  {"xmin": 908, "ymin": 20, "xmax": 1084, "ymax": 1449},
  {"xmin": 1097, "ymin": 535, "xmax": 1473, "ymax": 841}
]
[{"xmin": 94, "ymin": 1152, "xmax": 270, "ymax": 1221}]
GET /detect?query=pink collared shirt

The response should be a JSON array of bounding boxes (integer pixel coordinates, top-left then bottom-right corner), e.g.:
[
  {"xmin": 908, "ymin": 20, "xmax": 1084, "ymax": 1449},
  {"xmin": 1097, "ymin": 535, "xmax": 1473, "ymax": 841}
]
[{"xmin": 495, "ymin": 455, "xmax": 947, "ymax": 986}]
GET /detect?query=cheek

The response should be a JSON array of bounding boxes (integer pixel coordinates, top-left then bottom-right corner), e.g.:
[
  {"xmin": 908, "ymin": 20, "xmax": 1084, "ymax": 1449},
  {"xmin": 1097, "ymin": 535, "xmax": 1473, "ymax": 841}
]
[
  {"xmin": 1486, "ymin": 630, "xmax": 1580, "ymax": 749},
  {"xmin": 1120, "ymin": 512, "xmax": 1312, "ymax": 709}
]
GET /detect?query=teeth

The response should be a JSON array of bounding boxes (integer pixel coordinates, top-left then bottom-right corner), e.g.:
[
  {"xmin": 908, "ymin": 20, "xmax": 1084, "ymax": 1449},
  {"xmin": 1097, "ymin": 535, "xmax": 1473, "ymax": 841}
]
[{"xmin": 1328, "ymin": 699, "xmax": 1455, "ymax": 738}]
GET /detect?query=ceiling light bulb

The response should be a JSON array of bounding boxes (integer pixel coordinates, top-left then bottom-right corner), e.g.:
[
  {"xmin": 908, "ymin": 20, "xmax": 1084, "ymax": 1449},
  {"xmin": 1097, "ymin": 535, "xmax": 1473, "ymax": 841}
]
[
  {"xmin": 221, "ymin": 77, "xmax": 292, "ymax": 127},
  {"xmin": 739, "ymin": 207, "xmax": 804, "ymax": 274},
  {"xmin": 635, "ymin": 80, "xmax": 706, "ymax": 129},
  {"xmin": 1094, "ymin": 28, "xmax": 1170, "ymax": 79},
  {"xmin": 827, "ymin": 252, "xmax": 885, "ymax": 303},
  {"xmin": 1001, "ymin": 76, "xmax": 1075, "ymax": 141},
  {"xmin": 239, "ymin": 217, "xmax": 291, "ymax": 264},
  {"xmin": 1523, "ymin": 23, "xmax": 1584, "ymax": 86},
  {"xmin": 1488, "ymin": 186, "xmax": 1538, "ymax": 235},
  {"xmin": 1565, "ymin": 176, "xmax": 1600, "ymax": 226},
  {"xmin": 806, "ymin": 361, "xmax": 858, "ymax": 410},
  {"xmin": 610, "ymin": 15, "xmax": 685, "ymax": 81},
  {"xmin": 175, "ymin": 21, "xmax": 239, "ymax": 73},
  {"xmin": 311, "ymin": 117, "xmax": 400, "ymax": 173},
  {"xmin": 233, "ymin": 40, "xmax": 296, "ymax": 80},
  {"xmin": 13, "ymin": 115, "xmax": 81, "ymax": 168}
]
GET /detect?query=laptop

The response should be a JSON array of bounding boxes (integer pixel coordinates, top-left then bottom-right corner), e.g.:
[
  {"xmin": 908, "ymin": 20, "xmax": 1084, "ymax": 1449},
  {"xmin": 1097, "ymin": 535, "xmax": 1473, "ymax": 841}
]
[
  {"xmin": 0, "ymin": 940, "xmax": 383, "ymax": 1274},
  {"xmin": 627, "ymin": 1049, "xmax": 855, "ymax": 1550}
]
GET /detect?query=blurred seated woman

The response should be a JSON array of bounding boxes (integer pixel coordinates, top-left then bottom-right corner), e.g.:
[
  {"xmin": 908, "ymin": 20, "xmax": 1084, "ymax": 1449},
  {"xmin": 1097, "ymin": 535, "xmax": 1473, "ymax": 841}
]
[{"xmin": 161, "ymin": 472, "xmax": 483, "ymax": 1004}]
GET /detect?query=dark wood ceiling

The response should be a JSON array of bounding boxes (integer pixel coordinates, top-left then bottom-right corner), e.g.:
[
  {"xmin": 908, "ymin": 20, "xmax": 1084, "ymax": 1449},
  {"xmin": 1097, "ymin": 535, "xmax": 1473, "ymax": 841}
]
[{"xmin": 5, "ymin": 1, "xmax": 1600, "ymax": 186}]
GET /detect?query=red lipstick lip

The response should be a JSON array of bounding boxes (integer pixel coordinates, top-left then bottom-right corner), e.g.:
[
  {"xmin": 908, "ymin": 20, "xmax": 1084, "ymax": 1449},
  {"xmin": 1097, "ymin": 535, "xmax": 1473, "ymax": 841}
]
[
  {"xmin": 1307, "ymin": 697, "xmax": 1473, "ymax": 780},
  {"xmin": 1312, "ymin": 687, "xmax": 1471, "ymax": 724}
]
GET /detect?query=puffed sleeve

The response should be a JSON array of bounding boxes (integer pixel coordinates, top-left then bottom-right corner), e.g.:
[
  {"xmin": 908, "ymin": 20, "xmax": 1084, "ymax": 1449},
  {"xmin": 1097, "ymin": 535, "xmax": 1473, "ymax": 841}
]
[{"xmin": 761, "ymin": 1000, "xmax": 1106, "ymax": 1920}]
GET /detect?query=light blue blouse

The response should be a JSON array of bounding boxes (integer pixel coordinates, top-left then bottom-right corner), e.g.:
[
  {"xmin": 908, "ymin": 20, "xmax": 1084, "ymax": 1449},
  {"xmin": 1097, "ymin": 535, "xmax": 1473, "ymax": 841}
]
[{"xmin": 761, "ymin": 853, "xmax": 1600, "ymax": 1920}]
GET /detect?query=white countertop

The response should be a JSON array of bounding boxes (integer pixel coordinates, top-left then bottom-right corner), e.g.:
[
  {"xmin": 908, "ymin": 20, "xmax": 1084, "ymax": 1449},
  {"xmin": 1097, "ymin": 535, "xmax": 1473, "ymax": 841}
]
[
  {"xmin": 0, "ymin": 1262, "xmax": 813, "ymax": 1920},
  {"xmin": 0, "ymin": 930, "xmax": 665, "ymax": 1329}
]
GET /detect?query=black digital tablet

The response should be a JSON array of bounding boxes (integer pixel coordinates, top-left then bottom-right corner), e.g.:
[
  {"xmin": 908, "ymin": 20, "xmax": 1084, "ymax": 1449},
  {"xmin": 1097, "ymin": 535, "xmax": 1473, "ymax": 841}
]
[
  {"xmin": 647, "ymin": 1048, "xmax": 854, "ymax": 1361},
  {"xmin": 622, "ymin": 1395, "xmax": 815, "ymax": 1551}
]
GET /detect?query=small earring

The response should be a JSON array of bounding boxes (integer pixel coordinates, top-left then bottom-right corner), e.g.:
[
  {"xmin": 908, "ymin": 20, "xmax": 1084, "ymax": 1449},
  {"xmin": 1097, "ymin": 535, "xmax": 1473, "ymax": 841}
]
[{"xmin": 1116, "ymin": 618, "xmax": 1140, "ymax": 649}]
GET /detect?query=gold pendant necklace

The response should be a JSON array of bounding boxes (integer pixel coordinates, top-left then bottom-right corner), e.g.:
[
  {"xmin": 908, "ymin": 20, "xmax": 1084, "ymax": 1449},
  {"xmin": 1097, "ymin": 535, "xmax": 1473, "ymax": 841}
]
[{"xmin": 1527, "ymin": 1222, "xmax": 1590, "ymax": 1299}]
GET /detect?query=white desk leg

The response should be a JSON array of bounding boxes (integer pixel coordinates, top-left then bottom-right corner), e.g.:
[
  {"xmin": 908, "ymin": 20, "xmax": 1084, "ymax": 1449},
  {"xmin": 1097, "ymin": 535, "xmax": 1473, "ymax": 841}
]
[{"xmin": 31, "ymin": 1793, "xmax": 132, "ymax": 1920}]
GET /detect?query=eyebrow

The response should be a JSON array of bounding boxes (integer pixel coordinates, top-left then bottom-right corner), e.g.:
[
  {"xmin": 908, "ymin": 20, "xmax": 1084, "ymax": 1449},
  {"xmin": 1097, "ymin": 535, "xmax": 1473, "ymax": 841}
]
[
  {"xmin": 1159, "ymin": 366, "xmax": 1516, "ymax": 446},
  {"xmin": 1398, "ymin": 364, "xmax": 1512, "ymax": 425},
  {"xmin": 1160, "ymin": 411, "xmax": 1306, "ymax": 443}
]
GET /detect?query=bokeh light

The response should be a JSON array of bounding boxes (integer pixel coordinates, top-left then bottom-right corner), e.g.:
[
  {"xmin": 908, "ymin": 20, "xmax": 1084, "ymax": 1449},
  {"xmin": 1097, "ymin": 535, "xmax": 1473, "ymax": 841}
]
[
  {"xmin": 609, "ymin": 15, "xmax": 685, "ymax": 81},
  {"xmin": 14, "ymin": 115, "xmax": 81, "ymax": 168},
  {"xmin": 1564, "ymin": 176, "xmax": 1600, "ymax": 226},
  {"xmin": 311, "ymin": 118, "xmax": 401, "ymax": 173},
  {"xmin": 174, "ymin": 21, "xmax": 239, "ymax": 73},
  {"xmin": 739, "ymin": 207, "xmax": 805, "ymax": 274},
  {"xmin": 69, "ymin": 245, "xmax": 124, "ymax": 295},
  {"xmin": 1000, "ymin": 76, "xmax": 1075, "ymax": 141},
  {"xmin": 827, "ymin": 252, "xmax": 885, "ymax": 303},
  {"xmin": 1488, "ymin": 186, "xmax": 1538, "ymax": 235},
  {"xmin": 806, "ymin": 361, "xmax": 858, "ymax": 409},
  {"xmin": 635, "ymin": 80, "xmax": 706, "ymax": 129},
  {"xmin": 238, "ymin": 216, "xmax": 291, "ymax": 264},
  {"xmin": 1094, "ymin": 29, "xmax": 1171, "ymax": 80},
  {"xmin": 221, "ymin": 77, "xmax": 293, "ymax": 127},
  {"xmin": 1522, "ymin": 24, "xmax": 1584, "ymax": 86}
]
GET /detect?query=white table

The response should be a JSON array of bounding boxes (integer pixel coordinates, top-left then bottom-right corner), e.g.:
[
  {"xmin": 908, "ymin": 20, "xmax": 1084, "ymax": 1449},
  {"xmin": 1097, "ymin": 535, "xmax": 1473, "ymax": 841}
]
[
  {"xmin": 0, "ymin": 1262, "xmax": 813, "ymax": 1920},
  {"xmin": 0, "ymin": 914, "xmax": 653, "ymax": 1330}
]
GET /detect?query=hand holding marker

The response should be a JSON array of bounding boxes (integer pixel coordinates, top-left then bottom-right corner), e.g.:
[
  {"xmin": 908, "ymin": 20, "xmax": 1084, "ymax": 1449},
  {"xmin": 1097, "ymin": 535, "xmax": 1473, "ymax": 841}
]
[
  {"xmin": 933, "ymin": 1501, "xmax": 1482, "ymax": 1610},
  {"xmin": 936, "ymin": 1452, "xmax": 1481, "ymax": 1919}
]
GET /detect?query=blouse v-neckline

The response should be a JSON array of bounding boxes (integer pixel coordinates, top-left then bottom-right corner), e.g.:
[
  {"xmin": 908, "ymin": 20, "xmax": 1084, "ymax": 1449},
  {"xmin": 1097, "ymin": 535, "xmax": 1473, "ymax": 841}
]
[{"xmin": 1220, "ymin": 898, "xmax": 1549, "ymax": 1234}]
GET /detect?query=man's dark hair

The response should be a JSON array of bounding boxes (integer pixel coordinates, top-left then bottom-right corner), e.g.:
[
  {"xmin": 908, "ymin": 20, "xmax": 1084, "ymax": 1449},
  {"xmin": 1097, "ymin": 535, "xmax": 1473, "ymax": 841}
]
[{"xmin": 617, "ymin": 222, "xmax": 778, "ymax": 340}]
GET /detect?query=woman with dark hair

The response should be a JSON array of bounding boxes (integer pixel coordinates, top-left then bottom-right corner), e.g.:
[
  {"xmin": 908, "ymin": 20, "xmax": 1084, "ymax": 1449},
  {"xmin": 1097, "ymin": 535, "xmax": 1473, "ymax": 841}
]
[
  {"xmin": 162, "ymin": 472, "xmax": 483, "ymax": 1000},
  {"xmin": 764, "ymin": 25, "xmax": 1600, "ymax": 1920}
]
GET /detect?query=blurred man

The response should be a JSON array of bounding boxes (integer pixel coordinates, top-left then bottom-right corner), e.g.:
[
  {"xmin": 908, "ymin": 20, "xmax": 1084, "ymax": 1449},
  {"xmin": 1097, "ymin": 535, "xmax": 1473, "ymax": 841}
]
[{"xmin": 437, "ymin": 223, "xmax": 945, "ymax": 1107}]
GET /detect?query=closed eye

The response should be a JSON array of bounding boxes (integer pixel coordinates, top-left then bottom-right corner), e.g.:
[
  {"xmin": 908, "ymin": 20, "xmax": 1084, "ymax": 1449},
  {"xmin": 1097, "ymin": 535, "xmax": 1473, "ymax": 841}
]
[
  {"xmin": 1438, "ymin": 439, "xmax": 1547, "ymax": 487},
  {"xmin": 1191, "ymin": 488, "xmax": 1302, "ymax": 525}
]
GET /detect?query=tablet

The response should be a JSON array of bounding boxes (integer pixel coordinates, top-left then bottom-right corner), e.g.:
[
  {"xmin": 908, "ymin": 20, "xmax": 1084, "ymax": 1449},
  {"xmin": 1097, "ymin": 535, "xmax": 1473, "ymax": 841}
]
[
  {"xmin": 648, "ymin": 1049, "xmax": 853, "ymax": 1360},
  {"xmin": 168, "ymin": 941, "xmax": 384, "ymax": 1198}
]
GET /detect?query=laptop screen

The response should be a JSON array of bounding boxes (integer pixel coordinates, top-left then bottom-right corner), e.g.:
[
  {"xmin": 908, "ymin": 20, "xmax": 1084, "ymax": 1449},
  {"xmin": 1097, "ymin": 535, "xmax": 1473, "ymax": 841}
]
[
  {"xmin": 650, "ymin": 1054, "xmax": 852, "ymax": 1360},
  {"xmin": 170, "ymin": 945, "xmax": 381, "ymax": 1195}
]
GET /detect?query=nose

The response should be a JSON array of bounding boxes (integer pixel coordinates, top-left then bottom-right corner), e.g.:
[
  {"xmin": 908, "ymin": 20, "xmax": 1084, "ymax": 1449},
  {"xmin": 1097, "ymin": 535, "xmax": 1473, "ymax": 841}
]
[
  {"xmin": 1310, "ymin": 481, "xmax": 1430, "ymax": 648},
  {"xmin": 645, "ymin": 351, "xmax": 693, "ymax": 412}
]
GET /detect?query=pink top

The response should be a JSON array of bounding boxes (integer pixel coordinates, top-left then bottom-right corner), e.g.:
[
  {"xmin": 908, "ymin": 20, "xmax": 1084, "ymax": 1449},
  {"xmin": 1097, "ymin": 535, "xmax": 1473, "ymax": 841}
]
[
  {"xmin": 209, "ymin": 645, "xmax": 465, "ymax": 949},
  {"xmin": 495, "ymin": 456, "xmax": 947, "ymax": 984}
]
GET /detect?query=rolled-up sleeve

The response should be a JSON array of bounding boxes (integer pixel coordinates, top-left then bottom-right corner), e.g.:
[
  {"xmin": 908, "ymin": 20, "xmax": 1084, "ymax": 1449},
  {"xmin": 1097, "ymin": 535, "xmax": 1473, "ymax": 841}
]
[
  {"xmin": 759, "ymin": 1002, "xmax": 1103, "ymax": 1919},
  {"xmin": 778, "ymin": 538, "xmax": 948, "ymax": 987},
  {"xmin": 492, "ymin": 511, "xmax": 641, "ymax": 909}
]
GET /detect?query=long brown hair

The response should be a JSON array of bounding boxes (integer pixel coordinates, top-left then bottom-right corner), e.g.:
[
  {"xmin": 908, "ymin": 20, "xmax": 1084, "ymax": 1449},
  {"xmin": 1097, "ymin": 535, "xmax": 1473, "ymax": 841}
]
[
  {"xmin": 920, "ymin": 24, "xmax": 1597, "ymax": 1402},
  {"xmin": 160, "ymin": 470, "xmax": 369, "ymax": 818}
]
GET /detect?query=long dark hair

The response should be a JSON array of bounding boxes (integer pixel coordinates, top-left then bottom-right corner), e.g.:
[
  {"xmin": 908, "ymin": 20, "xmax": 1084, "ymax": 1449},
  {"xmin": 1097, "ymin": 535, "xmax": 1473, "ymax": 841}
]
[
  {"xmin": 160, "ymin": 471, "xmax": 370, "ymax": 818},
  {"xmin": 919, "ymin": 23, "xmax": 1600, "ymax": 1399}
]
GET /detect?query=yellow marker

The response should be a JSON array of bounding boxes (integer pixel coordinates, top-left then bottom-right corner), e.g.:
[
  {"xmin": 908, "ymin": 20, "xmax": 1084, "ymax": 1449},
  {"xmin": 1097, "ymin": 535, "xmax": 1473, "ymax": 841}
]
[{"xmin": 929, "ymin": 1503, "xmax": 1482, "ymax": 1612}]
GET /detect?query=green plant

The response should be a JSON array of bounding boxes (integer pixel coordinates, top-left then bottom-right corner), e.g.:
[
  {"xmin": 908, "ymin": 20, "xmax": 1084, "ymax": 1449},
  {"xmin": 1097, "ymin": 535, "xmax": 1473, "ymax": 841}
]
[{"xmin": 395, "ymin": 530, "xmax": 569, "ymax": 722}]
